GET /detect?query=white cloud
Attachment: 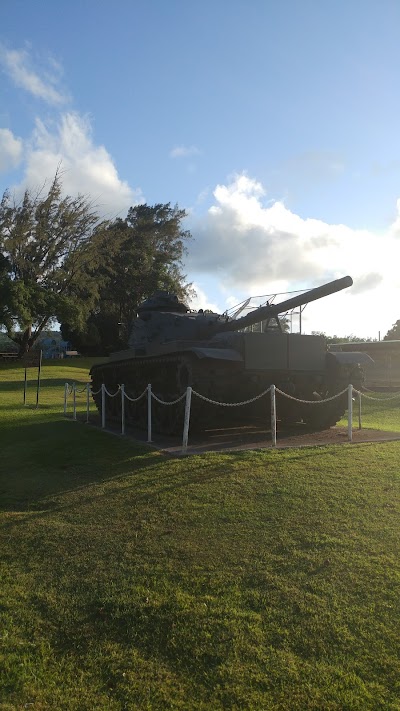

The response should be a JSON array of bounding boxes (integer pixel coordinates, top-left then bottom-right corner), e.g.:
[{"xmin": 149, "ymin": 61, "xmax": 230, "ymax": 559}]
[
  {"xmin": 187, "ymin": 173, "xmax": 400, "ymax": 338},
  {"xmin": 170, "ymin": 144, "xmax": 201, "ymax": 158},
  {"xmin": 189, "ymin": 283, "xmax": 220, "ymax": 313},
  {"xmin": 0, "ymin": 45, "xmax": 68, "ymax": 105},
  {"xmin": 13, "ymin": 112, "xmax": 143, "ymax": 217},
  {"xmin": 0, "ymin": 128, "xmax": 23, "ymax": 172}
]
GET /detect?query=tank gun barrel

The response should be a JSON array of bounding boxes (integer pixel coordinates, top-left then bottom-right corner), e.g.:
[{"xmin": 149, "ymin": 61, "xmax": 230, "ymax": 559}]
[{"xmin": 218, "ymin": 276, "xmax": 353, "ymax": 333}]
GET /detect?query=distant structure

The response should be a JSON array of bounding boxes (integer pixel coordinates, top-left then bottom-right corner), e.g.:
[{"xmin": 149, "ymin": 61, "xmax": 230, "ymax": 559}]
[
  {"xmin": 0, "ymin": 333, "xmax": 18, "ymax": 352},
  {"xmin": 37, "ymin": 336, "xmax": 70, "ymax": 359},
  {"xmin": 0, "ymin": 331, "xmax": 78, "ymax": 359},
  {"xmin": 329, "ymin": 341, "xmax": 400, "ymax": 388},
  {"xmin": 0, "ymin": 332, "xmax": 18, "ymax": 360}
]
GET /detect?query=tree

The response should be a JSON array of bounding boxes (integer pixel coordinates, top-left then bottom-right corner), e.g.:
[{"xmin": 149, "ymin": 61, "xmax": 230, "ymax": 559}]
[
  {"xmin": 0, "ymin": 172, "xmax": 104, "ymax": 356},
  {"xmin": 311, "ymin": 332, "xmax": 376, "ymax": 343},
  {"xmin": 383, "ymin": 320, "xmax": 400, "ymax": 341},
  {"xmin": 62, "ymin": 203, "xmax": 193, "ymax": 354},
  {"xmin": 0, "ymin": 253, "xmax": 14, "ymax": 332}
]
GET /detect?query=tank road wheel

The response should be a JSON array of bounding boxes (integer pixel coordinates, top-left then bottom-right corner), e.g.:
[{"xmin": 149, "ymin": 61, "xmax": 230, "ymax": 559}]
[
  {"xmin": 176, "ymin": 360, "xmax": 192, "ymax": 391},
  {"xmin": 152, "ymin": 392, "xmax": 185, "ymax": 436},
  {"xmin": 276, "ymin": 395, "xmax": 303, "ymax": 426},
  {"xmin": 106, "ymin": 386, "xmax": 121, "ymax": 422},
  {"xmin": 124, "ymin": 388, "xmax": 147, "ymax": 429},
  {"xmin": 300, "ymin": 396, "xmax": 347, "ymax": 430},
  {"xmin": 90, "ymin": 375, "xmax": 103, "ymax": 420}
]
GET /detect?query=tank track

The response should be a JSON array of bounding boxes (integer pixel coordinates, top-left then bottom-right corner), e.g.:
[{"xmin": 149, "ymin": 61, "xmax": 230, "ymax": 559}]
[
  {"xmin": 90, "ymin": 353, "xmax": 349, "ymax": 434},
  {"xmin": 277, "ymin": 394, "xmax": 347, "ymax": 431},
  {"xmin": 90, "ymin": 353, "xmax": 237, "ymax": 434}
]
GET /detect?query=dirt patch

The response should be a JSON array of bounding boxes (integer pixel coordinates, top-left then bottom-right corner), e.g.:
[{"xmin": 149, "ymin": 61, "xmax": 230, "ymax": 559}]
[
  {"xmin": 89, "ymin": 415, "xmax": 400, "ymax": 455},
  {"xmin": 167, "ymin": 424, "xmax": 400, "ymax": 455}
]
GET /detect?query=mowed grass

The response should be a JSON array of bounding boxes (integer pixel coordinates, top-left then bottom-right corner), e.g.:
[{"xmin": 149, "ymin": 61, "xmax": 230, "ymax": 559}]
[
  {"xmin": 341, "ymin": 388, "xmax": 400, "ymax": 432},
  {"xmin": 0, "ymin": 360, "xmax": 399, "ymax": 710}
]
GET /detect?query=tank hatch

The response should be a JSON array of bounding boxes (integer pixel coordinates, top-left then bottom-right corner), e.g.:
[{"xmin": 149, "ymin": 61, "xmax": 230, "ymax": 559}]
[{"xmin": 137, "ymin": 290, "xmax": 189, "ymax": 315}]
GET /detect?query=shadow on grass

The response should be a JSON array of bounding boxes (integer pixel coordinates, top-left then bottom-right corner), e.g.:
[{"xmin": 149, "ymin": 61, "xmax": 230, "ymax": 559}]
[
  {"xmin": 0, "ymin": 413, "xmax": 291, "ymax": 517},
  {"xmin": 0, "ymin": 403, "xmax": 61, "ymax": 412},
  {"xmin": 0, "ymin": 412, "xmax": 340, "ymax": 519},
  {"xmin": 0, "ymin": 378, "xmax": 88, "ymax": 393},
  {"xmin": 0, "ymin": 418, "xmax": 165, "ymax": 513}
]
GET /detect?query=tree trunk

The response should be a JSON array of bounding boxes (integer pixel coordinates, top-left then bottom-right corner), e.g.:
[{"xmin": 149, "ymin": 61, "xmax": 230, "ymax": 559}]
[{"xmin": 17, "ymin": 325, "xmax": 33, "ymax": 359}]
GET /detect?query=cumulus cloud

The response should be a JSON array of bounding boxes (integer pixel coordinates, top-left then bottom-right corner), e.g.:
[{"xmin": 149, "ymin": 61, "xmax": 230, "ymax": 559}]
[
  {"xmin": 0, "ymin": 45, "xmax": 68, "ymax": 105},
  {"xmin": 0, "ymin": 128, "xmax": 23, "ymax": 172},
  {"xmin": 349, "ymin": 272, "xmax": 383, "ymax": 295},
  {"xmin": 16, "ymin": 112, "xmax": 143, "ymax": 217},
  {"xmin": 170, "ymin": 144, "xmax": 201, "ymax": 158},
  {"xmin": 187, "ymin": 174, "xmax": 400, "ymax": 337},
  {"xmin": 188, "ymin": 173, "xmax": 397, "ymax": 287},
  {"xmin": 189, "ymin": 283, "xmax": 220, "ymax": 313}
]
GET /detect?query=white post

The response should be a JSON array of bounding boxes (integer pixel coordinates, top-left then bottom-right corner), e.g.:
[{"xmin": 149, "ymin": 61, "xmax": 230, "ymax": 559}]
[
  {"xmin": 358, "ymin": 390, "xmax": 362, "ymax": 430},
  {"xmin": 86, "ymin": 383, "xmax": 90, "ymax": 423},
  {"xmin": 121, "ymin": 384, "xmax": 125, "ymax": 435},
  {"xmin": 73, "ymin": 382, "xmax": 77, "ymax": 421},
  {"xmin": 270, "ymin": 384, "xmax": 277, "ymax": 447},
  {"xmin": 147, "ymin": 384, "xmax": 152, "ymax": 442},
  {"xmin": 101, "ymin": 383, "xmax": 106, "ymax": 429},
  {"xmin": 182, "ymin": 386, "xmax": 192, "ymax": 454},
  {"xmin": 64, "ymin": 383, "xmax": 68, "ymax": 415},
  {"xmin": 348, "ymin": 384, "xmax": 353, "ymax": 442}
]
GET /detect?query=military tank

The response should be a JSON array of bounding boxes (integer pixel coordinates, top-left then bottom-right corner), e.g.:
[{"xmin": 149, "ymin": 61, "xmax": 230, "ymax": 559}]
[{"xmin": 90, "ymin": 275, "xmax": 370, "ymax": 433}]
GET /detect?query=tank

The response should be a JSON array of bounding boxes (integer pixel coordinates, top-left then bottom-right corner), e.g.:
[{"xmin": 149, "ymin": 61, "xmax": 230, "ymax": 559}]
[{"xmin": 90, "ymin": 275, "xmax": 371, "ymax": 433}]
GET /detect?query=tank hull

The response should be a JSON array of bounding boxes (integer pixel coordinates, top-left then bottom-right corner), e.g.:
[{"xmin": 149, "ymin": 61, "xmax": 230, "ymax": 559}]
[{"xmin": 90, "ymin": 337, "xmax": 361, "ymax": 434}]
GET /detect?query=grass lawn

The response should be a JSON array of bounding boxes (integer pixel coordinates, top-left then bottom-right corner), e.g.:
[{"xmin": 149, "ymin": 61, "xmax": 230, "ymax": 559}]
[{"xmin": 0, "ymin": 360, "xmax": 399, "ymax": 710}]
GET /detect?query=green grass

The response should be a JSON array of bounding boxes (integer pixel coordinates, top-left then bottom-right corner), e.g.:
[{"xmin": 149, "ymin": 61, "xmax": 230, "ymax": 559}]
[
  {"xmin": 341, "ymin": 389, "xmax": 400, "ymax": 432},
  {"xmin": 0, "ymin": 360, "xmax": 399, "ymax": 709}
]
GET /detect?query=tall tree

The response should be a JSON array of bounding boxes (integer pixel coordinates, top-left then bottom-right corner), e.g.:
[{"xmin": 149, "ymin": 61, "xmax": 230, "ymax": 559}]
[
  {"xmin": 62, "ymin": 202, "xmax": 192, "ymax": 354},
  {"xmin": 0, "ymin": 172, "xmax": 104, "ymax": 356},
  {"xmin": 383, "ymin": 320, "xmax": 400, "ymax": 340}
]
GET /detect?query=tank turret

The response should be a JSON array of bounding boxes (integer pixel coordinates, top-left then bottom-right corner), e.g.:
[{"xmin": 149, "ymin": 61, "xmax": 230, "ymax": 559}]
[
  {"xmin": 90, "ymin": 275, "xmax": 368, "ymax": 434},
  {"xmin": 129, "ymin": 276, "xmax": 353, "ymax": 352}
]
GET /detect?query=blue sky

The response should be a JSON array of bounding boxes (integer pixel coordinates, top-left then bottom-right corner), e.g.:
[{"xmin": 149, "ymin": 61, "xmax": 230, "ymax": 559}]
[{"xmin": 1, "ymin": 0, "xmax": 400, "ymax": 337}]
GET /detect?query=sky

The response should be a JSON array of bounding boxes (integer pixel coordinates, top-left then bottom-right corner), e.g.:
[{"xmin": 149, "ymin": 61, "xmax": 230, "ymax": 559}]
[{"xmin": 1, "ymin": 0, "xmax": 400, "ymax": 338}]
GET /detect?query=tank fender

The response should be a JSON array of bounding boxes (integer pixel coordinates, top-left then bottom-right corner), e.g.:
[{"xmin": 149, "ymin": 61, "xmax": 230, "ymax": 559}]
[
  {"xmin": 188, "ymin": 347, "xmax": 243, "ymax": 362},
  {"xmin": 327, "ymin": 351, "xmax": 374, "ymax": 366}
]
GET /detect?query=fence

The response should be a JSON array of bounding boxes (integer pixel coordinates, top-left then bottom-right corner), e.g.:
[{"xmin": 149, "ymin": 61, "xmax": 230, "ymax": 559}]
[{"xmin": 63, "ymin": 382, "xmax": 400, "ymax": 455}]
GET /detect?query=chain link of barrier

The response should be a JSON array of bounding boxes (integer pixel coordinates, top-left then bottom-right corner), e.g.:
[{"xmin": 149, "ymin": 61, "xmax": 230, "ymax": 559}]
[
  {"xmin": 63, "ymin": 382, "xmax": 92, "ymax": 421},
  {"xmin": 124, "ymin": 387, "xmax": 148, "ymax": 403},
  {"xmin": 151, "ymin": 391, "xmax": 188, "ymax": 405},
  {"xmin": 103, "ymin": 385, "xmax": 121, "ymax": 398},
  {"xmin": 357, "ymin": 389, "xmax": 400, "ymax": 401},
  {"xmin": 191, "ymin": 388, "xmax": 271, "ymax": 407},
  {"xmin": 275, "ymin": 387, "xmax": 348, "ymax": 403}
]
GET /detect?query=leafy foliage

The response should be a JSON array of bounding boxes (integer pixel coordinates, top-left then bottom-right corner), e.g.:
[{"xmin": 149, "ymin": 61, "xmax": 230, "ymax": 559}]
[
  {"xmin": 62, "ymin": 203, "xmax": 192, "ymax": 354},
  {"xmin": 384, "ymin": 320, "xmax": 400, "ymax": 341},
  {"xmin": 1, "ymin": 172, "xmax": 192, "ymax": 357},
  {"xmin": 312, "ymin": 331, "xmax": 377, "ymax": 344},
  {"xmin": 0, "ymin": 172, "xmax": 103, "ymax": 355}
]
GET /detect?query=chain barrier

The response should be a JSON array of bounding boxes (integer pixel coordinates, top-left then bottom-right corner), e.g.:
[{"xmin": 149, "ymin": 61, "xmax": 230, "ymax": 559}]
[
  {"xmin": 75, "ymin": 385, "xmax": 89, "ymax": 394},
  {"xmin": 103, "ymin": 385, "xmax": 121, "ymax": 398},
  {"xmin": 124, "ymin": 387, "xmax": 148, "ymax": 403},
  {"xmin": 63, "ymin": 379, "xmax": 399, "ymax": 454},
  {"xmin": 63, "ymin": 382, "xmax": 91, "ymax": 421},
  {"xmin": 357, "ymin": 389, "xmax": 400, "ymax": 402},
  {"xmin": 275, "ymin": 387, "xmax": 348, "ymax": 403},
  {"xmin": 191, "ymin": 387, "xmax": 271, "ymax": 407},
  {"xmin": 151, "ymin": 391, "xmax": 188, "ymax": 405}
]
